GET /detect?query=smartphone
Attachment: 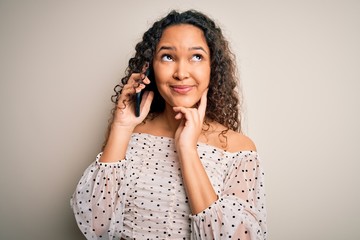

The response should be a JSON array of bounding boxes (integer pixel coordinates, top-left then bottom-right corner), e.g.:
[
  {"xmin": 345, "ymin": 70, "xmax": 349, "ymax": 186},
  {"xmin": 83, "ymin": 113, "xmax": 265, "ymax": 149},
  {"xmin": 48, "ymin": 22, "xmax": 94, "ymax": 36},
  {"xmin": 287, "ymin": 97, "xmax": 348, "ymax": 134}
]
[{"xmin": 135, "ymin": 67, "xmax": 155, "ymax": 117}]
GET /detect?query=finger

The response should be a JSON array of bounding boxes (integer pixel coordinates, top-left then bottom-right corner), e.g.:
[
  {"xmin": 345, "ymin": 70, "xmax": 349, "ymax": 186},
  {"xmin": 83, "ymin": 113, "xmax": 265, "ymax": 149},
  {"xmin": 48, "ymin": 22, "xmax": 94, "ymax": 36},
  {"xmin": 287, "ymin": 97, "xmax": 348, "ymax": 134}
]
[
  {"xmin": 135, "ymin": 83, "xmax": 147, "ymax": 93},
  {"xmin": 116, "ymin": 74, "xmax": 146, "ymax": 110},
  {"xmin": 132, "ymin": 75, "xmax": 151, "ymax": 93},
  {"xmin": 139, "ymin": 91, "xmax": 154, "ymax": 117},
  {"xmin": 198, "ymin": 88, "xmax": 208, "ymax": 120},
  {"xmin": 121, "ymin": 75, "xmax": 148, "ymax": 97},
  {"xmin": 142, "ymin": 76, "xmax": 150, "ymax": 84},
  {"xmin": 174, "ymin": 112, "xmax": 183, "ymax": 120},
  {"xmin": 117, "ymin": 85, "xmax": 136, "ymax": 108},
  {"xmin": 119, "ymin": 86, "xmax": 136, "ymax": 103},
  {"xmin": 127, "ymin": 73, "xmax": 143, "ymax": 85},
  {"xmin": 173, "ymin": 107, "xmax": 196, "ymax": 124},
  {"xmin": 173, "ymin": 106, "xmax": 185, "ymax": 114},
  {"xmin": 122, "ymin": 86, "xmax": 135, "ymax": 96},
  {"xmin": 130, "ymin": 72, "xmax": 151, "ymax": 84}
]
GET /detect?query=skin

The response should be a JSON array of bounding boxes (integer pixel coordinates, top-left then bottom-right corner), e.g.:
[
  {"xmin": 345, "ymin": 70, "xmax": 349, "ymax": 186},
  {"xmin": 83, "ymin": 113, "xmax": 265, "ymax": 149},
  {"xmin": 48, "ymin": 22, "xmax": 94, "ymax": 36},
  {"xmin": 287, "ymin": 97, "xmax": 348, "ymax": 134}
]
[
  {"xmin": 100, "ymin": 24, "xmax": 256, "ymax": 215},
  {"xmin": 152, "ymin": 24, "xmax": 211, "ymax": 148}
]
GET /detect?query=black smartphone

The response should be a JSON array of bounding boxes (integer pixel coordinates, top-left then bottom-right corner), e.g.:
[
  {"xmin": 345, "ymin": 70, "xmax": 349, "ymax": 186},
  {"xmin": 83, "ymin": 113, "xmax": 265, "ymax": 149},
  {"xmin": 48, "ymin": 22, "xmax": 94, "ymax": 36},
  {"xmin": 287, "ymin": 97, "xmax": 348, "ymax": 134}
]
[{"xmin": 135, "ymin": 68, "xmax": 154, "ymax": 117}]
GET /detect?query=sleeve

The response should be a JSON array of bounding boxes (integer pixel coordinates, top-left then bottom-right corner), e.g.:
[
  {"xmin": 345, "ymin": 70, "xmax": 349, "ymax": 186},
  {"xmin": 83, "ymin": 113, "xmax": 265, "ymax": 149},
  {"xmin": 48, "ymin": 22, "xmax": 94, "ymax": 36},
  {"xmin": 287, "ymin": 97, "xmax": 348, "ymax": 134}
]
[
  {"xmin": 190, "ymin": 152, "xmax": 267, "ymax": 240},
  {"xmin": 70, "ymin": 152, "xmax": 126, "ymax": 239}
]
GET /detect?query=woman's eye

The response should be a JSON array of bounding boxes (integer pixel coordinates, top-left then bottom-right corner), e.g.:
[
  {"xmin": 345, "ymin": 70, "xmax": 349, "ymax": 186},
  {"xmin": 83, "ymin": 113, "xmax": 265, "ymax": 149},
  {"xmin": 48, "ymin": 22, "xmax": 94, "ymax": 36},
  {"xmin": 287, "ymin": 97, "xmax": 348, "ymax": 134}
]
[
  {"xmin": 191, "ymin": 54, "xmax": 203, "ymax": 62},
  {"xmin": 161, "ymin": 54, "xmax": 173, "ymax": 62}
]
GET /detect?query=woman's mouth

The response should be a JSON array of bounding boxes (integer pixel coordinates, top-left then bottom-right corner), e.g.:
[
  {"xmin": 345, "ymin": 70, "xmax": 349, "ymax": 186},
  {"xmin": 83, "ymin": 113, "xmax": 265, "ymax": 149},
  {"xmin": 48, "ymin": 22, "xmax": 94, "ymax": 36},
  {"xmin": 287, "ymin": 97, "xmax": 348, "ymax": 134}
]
[{"xmin": 170, "ymin": 85, "xmax": 194, "ymax": 94}]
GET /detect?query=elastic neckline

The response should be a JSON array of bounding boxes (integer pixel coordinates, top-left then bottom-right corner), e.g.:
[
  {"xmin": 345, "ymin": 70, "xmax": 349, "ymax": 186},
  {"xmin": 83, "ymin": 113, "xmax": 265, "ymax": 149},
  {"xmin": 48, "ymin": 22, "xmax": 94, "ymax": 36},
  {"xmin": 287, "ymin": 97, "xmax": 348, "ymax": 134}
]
[{"xmin": 131, "ymin": 132, "xmax": 258, "ymax": 156}]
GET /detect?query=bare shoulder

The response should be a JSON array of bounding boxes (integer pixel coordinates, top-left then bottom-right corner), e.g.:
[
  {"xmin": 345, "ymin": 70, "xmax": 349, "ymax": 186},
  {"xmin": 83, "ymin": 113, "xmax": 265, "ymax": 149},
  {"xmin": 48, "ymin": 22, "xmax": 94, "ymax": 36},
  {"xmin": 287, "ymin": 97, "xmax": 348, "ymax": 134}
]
[
  {"xmin": 226, "ymin": 130, "xmax": 257, "ymax": 152},
  {"xmin": 201, "ymin": 121, "xmax": 257, "ymax": 152}
]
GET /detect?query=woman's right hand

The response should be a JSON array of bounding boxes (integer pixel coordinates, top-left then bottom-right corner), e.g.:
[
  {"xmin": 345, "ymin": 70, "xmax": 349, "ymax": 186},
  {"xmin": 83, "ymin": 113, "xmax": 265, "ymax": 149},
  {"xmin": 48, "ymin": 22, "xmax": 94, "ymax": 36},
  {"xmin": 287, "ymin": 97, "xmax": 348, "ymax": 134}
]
[
  {"xmin": 100, "ymin": 73, "xmax": 154, "ymax": 163},
  {"xmin": 113, "ymin": 73, "xmax": 154, "ymax": 129}
]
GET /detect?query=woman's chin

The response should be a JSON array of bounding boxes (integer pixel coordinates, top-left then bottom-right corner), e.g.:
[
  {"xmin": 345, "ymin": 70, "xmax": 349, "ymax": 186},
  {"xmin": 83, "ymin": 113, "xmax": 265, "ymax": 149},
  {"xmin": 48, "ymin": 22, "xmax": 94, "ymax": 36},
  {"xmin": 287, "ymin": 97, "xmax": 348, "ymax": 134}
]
[
  {"xmin": 172, "ymin": 98, "xmax": 201, "ymax": 107},
  {"xmin": 172, "ymin": 102, "xmax": 198, "ymax": 108}
]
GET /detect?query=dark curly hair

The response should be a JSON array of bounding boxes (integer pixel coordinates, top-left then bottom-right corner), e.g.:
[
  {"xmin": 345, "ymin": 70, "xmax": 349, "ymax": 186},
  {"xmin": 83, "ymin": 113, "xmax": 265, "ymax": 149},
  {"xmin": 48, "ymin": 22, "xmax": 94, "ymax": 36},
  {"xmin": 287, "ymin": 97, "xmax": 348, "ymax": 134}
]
[{"xmin": 104, "ymin": 9, "xmax": 242, "ymax": 148}]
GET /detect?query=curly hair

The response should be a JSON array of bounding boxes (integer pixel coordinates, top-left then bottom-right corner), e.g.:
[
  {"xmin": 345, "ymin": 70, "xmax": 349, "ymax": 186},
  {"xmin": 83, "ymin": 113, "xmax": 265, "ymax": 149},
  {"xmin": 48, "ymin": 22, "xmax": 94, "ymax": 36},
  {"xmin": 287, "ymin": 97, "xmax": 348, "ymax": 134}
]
[{"xmin": 104, "ymin": 9, "xmax": 242, "ymax": 148}]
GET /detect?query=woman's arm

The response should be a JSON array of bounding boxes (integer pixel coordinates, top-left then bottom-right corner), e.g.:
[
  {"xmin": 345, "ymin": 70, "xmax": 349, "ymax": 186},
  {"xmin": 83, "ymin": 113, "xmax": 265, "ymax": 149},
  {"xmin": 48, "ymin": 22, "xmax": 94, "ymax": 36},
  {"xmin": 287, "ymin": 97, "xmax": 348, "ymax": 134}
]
[
  {"xmin": 100, "ymin": 124, "xmax": 135, "ymax": 162},
  {"xmin": 100, "ymin": 74, "xmax": 153, "ymax": 163},
  {"xmin": 173, "ymin": 89, "xmax": 218, "ymax": 214},
  {"xmin": 71, "ymin": 154, "xmax": 126, "ymax": 239},
  {"xmin": 177, "ymin": 147, "xmax": 218, "ymax": 214},
  {"xmin": 190, "ymin": 152, "xmax": 267, "ymax": 240}
]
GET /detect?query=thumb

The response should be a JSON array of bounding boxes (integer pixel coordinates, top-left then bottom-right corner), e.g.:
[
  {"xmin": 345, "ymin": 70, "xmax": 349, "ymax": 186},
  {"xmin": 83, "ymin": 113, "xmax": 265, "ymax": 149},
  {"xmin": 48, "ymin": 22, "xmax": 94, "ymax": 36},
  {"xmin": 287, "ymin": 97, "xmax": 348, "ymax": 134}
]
[
  {"xmin": 140, "ymin": 91, "xmax": 154, "ymax": 117},
  {"xmin": 198, "ymin": 88, "xmax": 208, "ymax": 120}
]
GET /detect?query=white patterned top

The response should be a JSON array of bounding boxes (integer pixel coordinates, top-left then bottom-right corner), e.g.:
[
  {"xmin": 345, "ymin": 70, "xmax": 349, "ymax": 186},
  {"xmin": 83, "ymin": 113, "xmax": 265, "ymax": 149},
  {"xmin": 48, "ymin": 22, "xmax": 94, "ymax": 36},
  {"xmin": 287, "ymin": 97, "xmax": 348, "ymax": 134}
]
[{"xmin": 71, "ymin": 133, "xmax": 267, "ymax": 239}]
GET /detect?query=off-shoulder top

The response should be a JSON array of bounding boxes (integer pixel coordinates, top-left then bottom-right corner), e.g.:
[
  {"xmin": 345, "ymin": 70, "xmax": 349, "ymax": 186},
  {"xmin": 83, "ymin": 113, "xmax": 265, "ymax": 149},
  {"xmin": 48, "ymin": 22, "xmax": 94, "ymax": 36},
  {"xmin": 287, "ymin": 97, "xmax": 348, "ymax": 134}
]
[{"xmin": 71, "ymin": 133, "xmax": 267, "ymax": 239}]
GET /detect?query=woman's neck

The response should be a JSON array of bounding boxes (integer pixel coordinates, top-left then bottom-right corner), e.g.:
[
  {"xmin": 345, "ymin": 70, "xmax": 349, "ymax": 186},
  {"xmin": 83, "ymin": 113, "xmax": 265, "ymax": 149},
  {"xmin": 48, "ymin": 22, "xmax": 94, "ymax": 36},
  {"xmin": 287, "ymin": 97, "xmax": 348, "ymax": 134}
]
[
  {"xmin": 136, "ymin": 105, "xmax": 212, "ymax": 139},
  {"xmin": 155, "ymin": 105, "xmax": 181, "ymax": 137}
]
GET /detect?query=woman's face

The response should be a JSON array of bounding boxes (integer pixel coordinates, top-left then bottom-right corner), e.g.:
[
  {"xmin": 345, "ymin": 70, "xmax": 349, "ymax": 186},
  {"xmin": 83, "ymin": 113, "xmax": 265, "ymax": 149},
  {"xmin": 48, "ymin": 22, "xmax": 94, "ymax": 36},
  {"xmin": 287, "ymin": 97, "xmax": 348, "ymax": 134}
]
[{"xmin": 152, "ymin": 24, "xmax": 211, "ymax": 109}]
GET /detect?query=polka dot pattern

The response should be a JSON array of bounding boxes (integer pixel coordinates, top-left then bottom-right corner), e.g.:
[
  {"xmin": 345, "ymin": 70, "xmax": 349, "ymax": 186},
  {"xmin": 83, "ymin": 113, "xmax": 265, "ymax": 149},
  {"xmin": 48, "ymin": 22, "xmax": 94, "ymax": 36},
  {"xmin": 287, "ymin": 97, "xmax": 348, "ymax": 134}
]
[{"xmin": 71, "ymin": 133, "xmax": 267, "ymax": 239}]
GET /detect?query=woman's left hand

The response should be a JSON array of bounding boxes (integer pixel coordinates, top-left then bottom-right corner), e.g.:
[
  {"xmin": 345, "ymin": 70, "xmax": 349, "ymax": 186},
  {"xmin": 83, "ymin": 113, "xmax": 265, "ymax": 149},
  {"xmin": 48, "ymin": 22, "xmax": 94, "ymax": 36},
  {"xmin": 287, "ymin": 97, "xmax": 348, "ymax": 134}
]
[{"xmin": 173, "ymin": 89, "xmax": 208, "ymax": 152}]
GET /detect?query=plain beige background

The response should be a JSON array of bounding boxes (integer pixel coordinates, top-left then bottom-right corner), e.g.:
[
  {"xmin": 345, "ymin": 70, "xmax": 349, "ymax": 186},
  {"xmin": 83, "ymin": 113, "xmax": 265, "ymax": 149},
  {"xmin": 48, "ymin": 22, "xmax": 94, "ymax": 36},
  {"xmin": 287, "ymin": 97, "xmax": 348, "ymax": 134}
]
[{"xmin": 1, "ymin": 0, "xmax": 359, "ymax": 239}]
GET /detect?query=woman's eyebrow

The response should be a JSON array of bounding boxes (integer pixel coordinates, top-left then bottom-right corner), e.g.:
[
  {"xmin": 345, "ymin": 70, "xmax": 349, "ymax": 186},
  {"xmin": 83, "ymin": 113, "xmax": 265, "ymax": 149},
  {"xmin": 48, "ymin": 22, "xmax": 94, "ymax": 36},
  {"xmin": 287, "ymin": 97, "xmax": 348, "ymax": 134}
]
[
  {"xmin": 157, "ymin": 46, "xmax": 175, "ymax": 53},
  {"xmin": 189, "ymin": 46, "xmax": 208, "ymax": 54},
  {"xmin": 157, "ymin": 46, "xmax": 208, "ymax": 54}
]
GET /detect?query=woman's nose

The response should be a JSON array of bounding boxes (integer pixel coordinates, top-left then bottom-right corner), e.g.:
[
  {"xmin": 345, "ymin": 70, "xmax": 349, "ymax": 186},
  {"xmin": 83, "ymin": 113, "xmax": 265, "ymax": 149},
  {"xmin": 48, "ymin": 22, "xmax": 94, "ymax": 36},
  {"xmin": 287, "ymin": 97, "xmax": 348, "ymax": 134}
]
[{"xmin": 172, "ymin": 61, "xmax": 190, "ymax": 80}]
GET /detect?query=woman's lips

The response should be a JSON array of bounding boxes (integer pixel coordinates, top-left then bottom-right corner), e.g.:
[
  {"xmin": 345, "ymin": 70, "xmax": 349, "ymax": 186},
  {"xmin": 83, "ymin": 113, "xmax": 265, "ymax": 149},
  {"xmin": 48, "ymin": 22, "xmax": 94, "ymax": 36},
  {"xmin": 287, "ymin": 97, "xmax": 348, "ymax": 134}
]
[{"xmin": 171, "ymin": 85, "xmax": 194, "ymax": 94}]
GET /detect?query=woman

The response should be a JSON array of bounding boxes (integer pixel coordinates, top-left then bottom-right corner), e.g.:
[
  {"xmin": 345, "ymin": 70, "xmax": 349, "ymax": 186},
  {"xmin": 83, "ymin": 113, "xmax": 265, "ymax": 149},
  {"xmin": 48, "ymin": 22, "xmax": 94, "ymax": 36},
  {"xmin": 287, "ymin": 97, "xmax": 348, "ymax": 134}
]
[{"xmin": 71, "ymin": 9, "xmax": 267, "ymax": 240}]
